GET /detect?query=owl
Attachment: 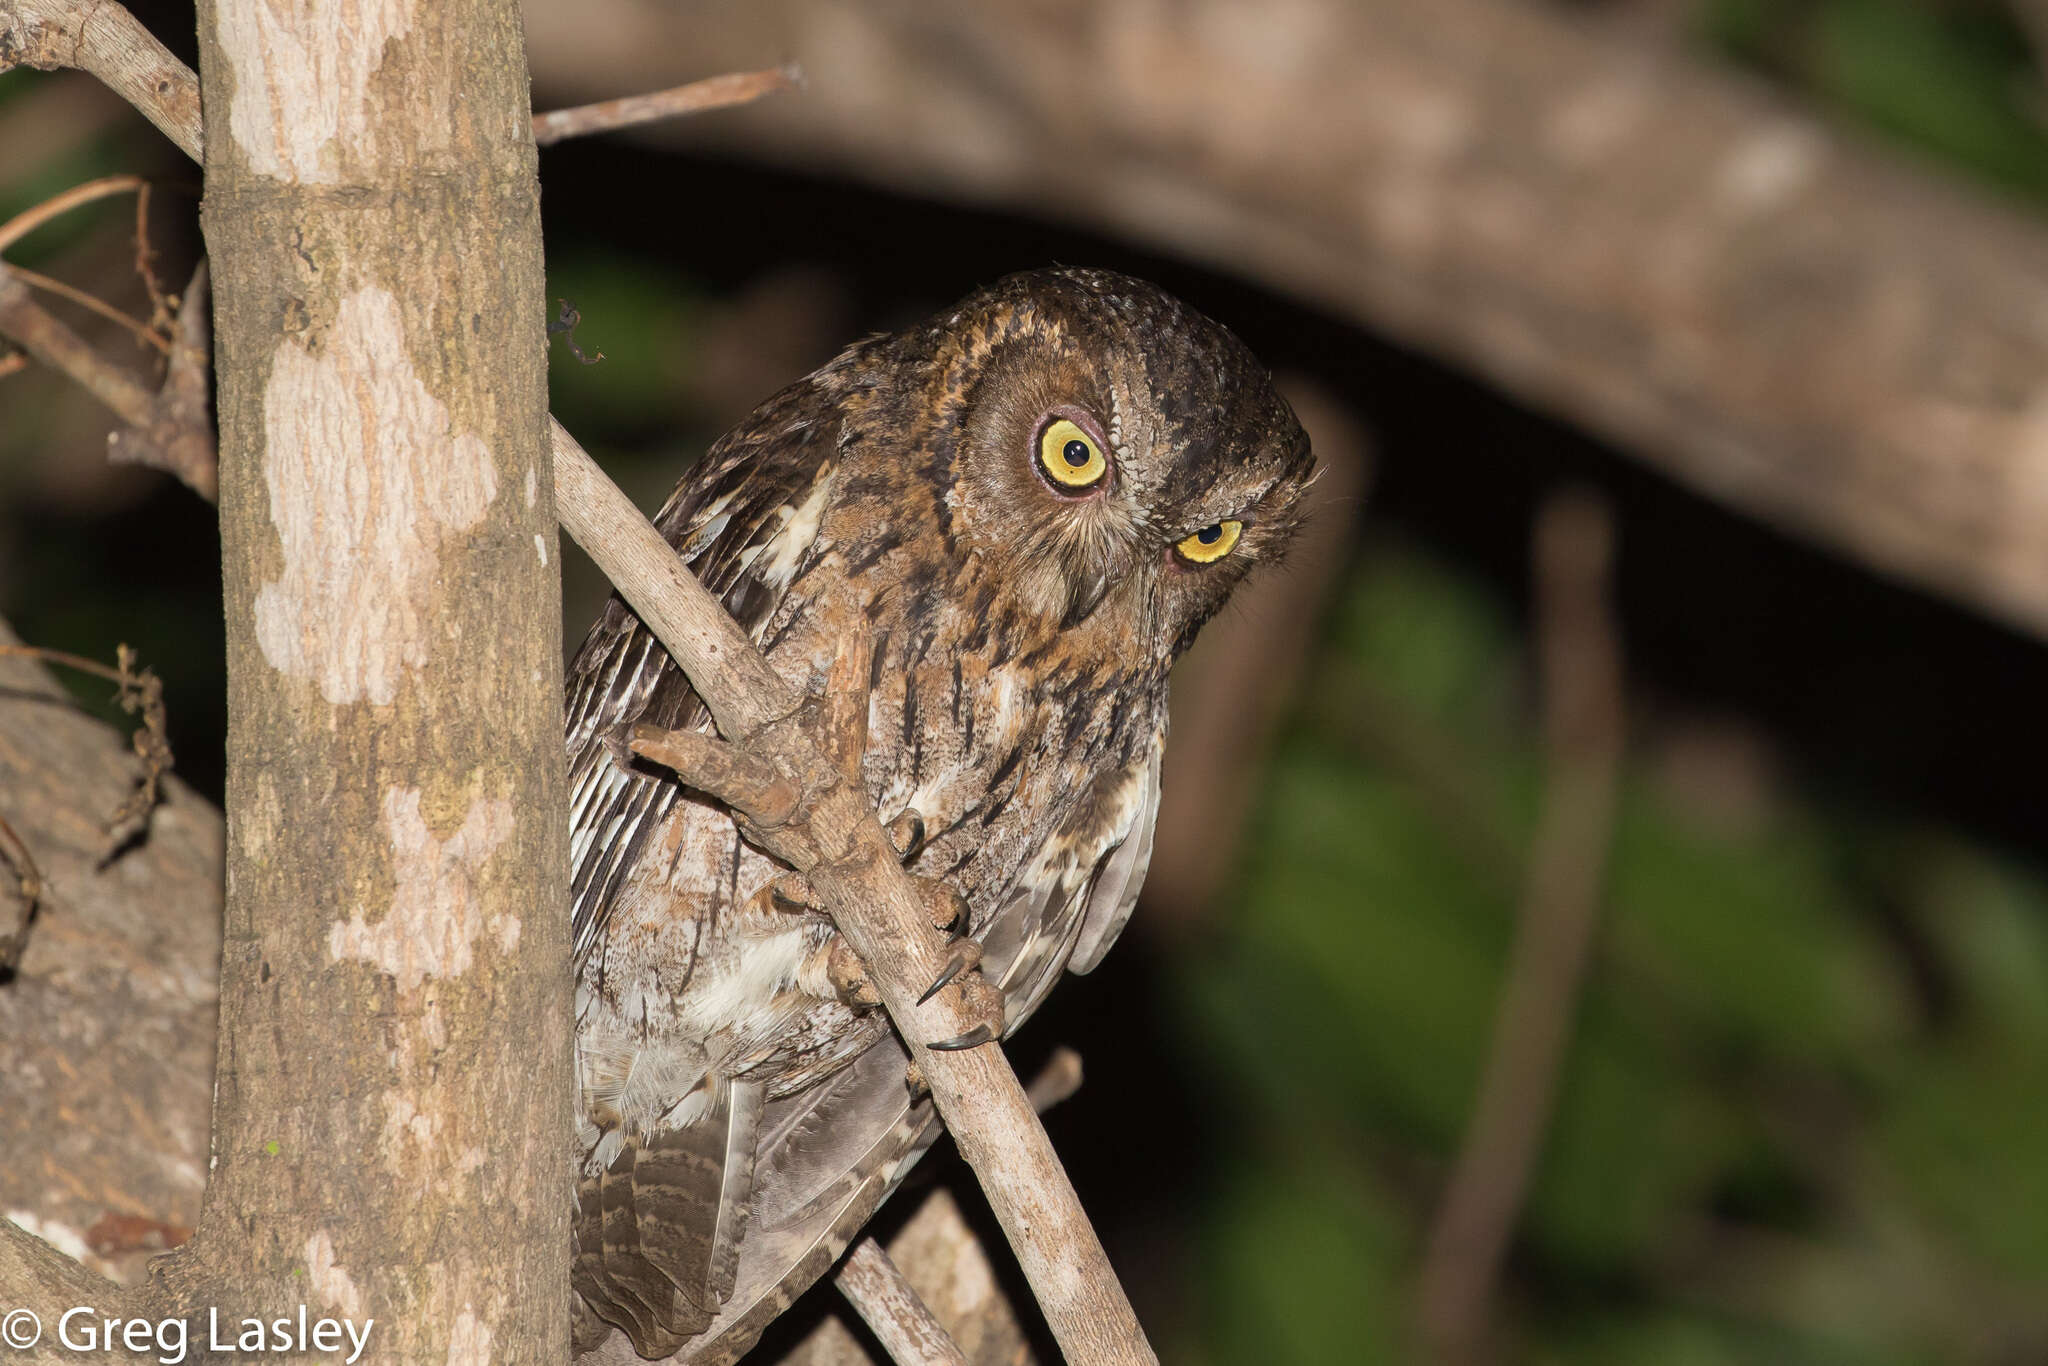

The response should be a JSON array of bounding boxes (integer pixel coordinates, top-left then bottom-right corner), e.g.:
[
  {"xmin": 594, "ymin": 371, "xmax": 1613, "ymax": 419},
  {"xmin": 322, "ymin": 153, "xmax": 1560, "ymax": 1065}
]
[{"xmin": 565, "ymin": 267, "xmax": 1313, "ymax": 1360}]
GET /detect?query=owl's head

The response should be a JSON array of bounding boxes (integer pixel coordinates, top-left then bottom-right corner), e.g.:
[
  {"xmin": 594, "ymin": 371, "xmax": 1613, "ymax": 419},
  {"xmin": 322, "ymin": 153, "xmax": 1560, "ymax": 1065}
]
[{"xmin": 897, "ymin": 268, "xmax": 1314, "ymax": 660}]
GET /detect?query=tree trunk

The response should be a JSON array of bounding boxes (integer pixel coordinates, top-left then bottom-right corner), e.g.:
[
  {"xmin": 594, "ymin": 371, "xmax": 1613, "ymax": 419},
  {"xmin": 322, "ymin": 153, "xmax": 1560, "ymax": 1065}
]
[{"xmin": 132, "ymin": 1, "xmax": 567, "ymax": 1357}]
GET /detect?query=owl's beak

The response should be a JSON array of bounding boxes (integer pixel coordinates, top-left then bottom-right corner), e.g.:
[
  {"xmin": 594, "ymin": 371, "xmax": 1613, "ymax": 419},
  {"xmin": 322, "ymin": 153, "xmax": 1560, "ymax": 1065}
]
[{"xmin": 1059, "ymin": 566, "xmax": 1113, "ymax": 629}]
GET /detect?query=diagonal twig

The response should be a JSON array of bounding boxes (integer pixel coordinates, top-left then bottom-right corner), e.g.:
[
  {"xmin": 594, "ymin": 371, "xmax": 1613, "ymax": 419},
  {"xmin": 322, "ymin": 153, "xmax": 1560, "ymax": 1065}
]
[
  {"xmin": 835, "ymin": 1239, "xmax": 974, "ymax": 1366},
  {"xmin": 532, "ymin": 65, "xmax": 802, "ymax": 146},
  {"xmin": 0, "ymin": 173, "xmax": 150, "ymax": 253},
  {"xmin": 1415, "ymin": 489, "xmax": 1627, "ymax": 1363}
]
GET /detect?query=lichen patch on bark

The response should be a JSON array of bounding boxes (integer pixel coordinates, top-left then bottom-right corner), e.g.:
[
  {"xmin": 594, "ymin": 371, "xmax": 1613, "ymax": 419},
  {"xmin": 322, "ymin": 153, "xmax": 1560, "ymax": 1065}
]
[
  {"xmin": 305, "ymin": 1229, "xmax": 365, "ymax": 1319},
  {"xmin": 447, "ymin": 1304, "xmax": 494, "ymax": 1366},
  {"xmin": 252, "ymin": 287, "xmax": 499, "ymax": 706},
  {"xmin": 218, "ymin": 0, "xmax": 420, "ymax": 183},
  {"xmin": 328, "ymin": 785, "xmax": 516, "ymax": 991}
]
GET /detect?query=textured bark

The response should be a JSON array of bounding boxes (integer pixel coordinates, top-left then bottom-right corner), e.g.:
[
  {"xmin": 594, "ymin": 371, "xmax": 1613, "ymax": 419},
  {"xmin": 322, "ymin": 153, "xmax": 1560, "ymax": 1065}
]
[
  {"xmin": 67, "ymin": 0, "xmax": 570, "ymax": 1357},
  {"xmin": 524, "ymin": 0, "xmax": 2048, "ymax": 640}
]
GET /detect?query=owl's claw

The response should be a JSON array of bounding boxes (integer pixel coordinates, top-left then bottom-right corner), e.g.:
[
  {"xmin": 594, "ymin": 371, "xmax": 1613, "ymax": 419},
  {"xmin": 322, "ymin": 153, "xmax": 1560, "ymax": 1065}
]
[
  {"xmin": 927, "ymin": 883, "xmax": 970, "ymax": 935},
  {"xmin": 916, "ymin": 938, "xmax": 983, "ymax": 1005},
  {"xmin": 827, "ymin": 936, "xmax": 882, "ymax": 1009},
  {"xmin": 767, "ymin": 872, "xmax": 824, "ymax": 913},
  {"xmin": 886, "ymin": 808, "xmax": 927, "ymax": 862},
  {"xmin": 928, "ymin": 1022, "xmax": 998, "ymax": 1052}
]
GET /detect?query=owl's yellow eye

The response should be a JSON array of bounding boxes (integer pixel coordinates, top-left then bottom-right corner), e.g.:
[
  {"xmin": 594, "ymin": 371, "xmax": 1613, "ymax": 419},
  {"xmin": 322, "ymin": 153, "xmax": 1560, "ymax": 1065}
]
[
  {"xmin": 1038, "ymin": 419, "xmax": 1107, "ymax": 489},
  {"xmin": 1175, "ymin": 520, "xmax": 1243, "ymax": 565}
]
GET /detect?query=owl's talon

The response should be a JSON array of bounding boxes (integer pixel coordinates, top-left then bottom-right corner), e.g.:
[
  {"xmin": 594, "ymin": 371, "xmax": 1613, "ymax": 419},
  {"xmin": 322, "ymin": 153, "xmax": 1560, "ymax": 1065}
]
[
  {"xmin": 927, "ymin": 883, "xmax": 970, "ymax": 935},
  {"xmin": 886, "ymin": 809, "xmax": 927, "ymax": 862},
  {"xmin": 928, "ymin": 1022, "xmax": 997, "ymax": 1052},
  {"xmin": 916, "ymin": 939, "xmax": 983, "ymax": 1005},
  {"xmin": 827, "ymin": 937, "xmax": 881, "ymax": 1009},
  {"xmin": 768, "ymin": 872, "xmax": 824, "ymax": 913}
]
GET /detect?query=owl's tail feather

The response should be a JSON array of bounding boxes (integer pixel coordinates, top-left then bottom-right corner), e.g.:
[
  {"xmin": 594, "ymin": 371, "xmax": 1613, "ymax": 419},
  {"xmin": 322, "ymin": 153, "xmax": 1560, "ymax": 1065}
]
[{"xmin": 574, "ymin": 1077, "xmax": 767, "ymax": 1358}]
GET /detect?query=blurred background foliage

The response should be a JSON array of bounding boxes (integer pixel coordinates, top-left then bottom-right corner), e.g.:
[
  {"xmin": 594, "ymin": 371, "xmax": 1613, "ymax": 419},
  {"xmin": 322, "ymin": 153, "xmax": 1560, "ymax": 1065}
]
[{"xmin": 6, "ymin": 1, "xmax": 2048, "ymax": 1363}]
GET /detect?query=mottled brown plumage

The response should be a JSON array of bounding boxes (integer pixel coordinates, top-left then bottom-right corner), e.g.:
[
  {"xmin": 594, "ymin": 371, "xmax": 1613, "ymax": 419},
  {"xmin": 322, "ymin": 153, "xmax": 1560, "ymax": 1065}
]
[{"xmin": 566, "ymin": 268, "xmax": 1313, "ymax": 1359}]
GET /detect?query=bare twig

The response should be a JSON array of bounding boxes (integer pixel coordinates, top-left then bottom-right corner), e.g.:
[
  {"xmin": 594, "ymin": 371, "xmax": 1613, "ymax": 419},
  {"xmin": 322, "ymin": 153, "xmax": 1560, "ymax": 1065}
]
[
  {"xmin": 1023, "ymin": 1044, "xmax": 1085, "ymax": 1113},
  {"xmin": 1415, "ymin": 489, "xmax": 1626, "ymax": 1363},
  {"xmin": 823, "ymin": 1046, "xmax": 1085, "ymax": 1366},
  {"xmin": 134, "ymin": 181, "xmax": 175, "ymax": 333},
  {"xmin": 0, "ymin": 173, "xmax": 149, "ymax": 253},
  {"xmin": 0, "ymin": 257, "xmax": 219, "ymax": 500},
  {"xmin": 836, "ymin": 1240, "xmax": 973, "ymax": 1366},
  {"xmin": 553, "ymin": 420, "xmax": 1157, "ymax": 1365},
  {"xmin": 106, "ymin": 260, "xmax": 217, "ymax": 501},
  {"xmin": 532, "ymin": 65, "xmax": 801, "ymax": 146},
  {"xmin": 0, "ymin": 262, "xmax": 159, "ymax": 422},
  {"xmin": 4, "ymin": 262, "xmax": 171, "ymax": 352},
  {"xmin": 0, "ymin": 642, "xmax": 172, "ymax": 859},
  {"xmin": 0, "ymin": 0, "xmax": 202, "ymax": 160}
]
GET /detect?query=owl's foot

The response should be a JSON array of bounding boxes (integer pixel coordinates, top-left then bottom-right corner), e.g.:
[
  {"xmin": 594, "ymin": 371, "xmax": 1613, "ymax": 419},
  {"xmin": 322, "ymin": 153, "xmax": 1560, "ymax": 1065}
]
[
  {"xmin": 826, "ymin": 935, "xmax": 882, "ymax": 1009},
  {"xmin": 885, "ymin": 808, "xmax": 927, "ymax": 862},
  {"xmin": 917, "ymin": 936, "xmax": 981, "ymax": 1004}
]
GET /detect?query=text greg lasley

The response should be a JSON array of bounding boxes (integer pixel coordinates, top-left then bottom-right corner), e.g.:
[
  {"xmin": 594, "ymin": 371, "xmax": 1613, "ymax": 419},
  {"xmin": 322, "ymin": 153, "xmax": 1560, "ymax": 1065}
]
[{"xmin": 205, "ymin": 1306, "xmax": 372, "ymax": 1362}]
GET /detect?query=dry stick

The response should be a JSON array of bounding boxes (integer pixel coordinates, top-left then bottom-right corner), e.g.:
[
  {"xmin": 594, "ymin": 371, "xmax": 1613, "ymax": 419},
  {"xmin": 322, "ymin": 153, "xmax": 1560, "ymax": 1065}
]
[
  {"xmin": 0, "ymin": 262, "xmax": 158, "ymax": 423},
  {"xmin": 554, "ymin": 422, "xmax": 1156, "ymax": 1366},
  {"xmin": 837, "ymin": 1239, "xmax": 975, "ymax": 1366},
  {"xmin": 0, "ymin": 0, "xmax": 203, "ymax": 160},
  {"xmin": 7, "ymin": 14, "xmax": 1149, "ymax": 1355},
  {"xmin": 828, "ymin": 1044, "xmax": 1085, "ymax": 1366},
  {"xmin": 0, "ymin": 257, "xmax": 219, "ymax": 500},
  {"xmin": 1415, "ymin": 489, "xmax": 1626, "ymax": 1364},
  {"xmin": 5, "ymin": 261, "xmax": 171, "ymax": 352},
  {"xmin": 0, "ymin": 173, "xmax": 149, "ymax": 252},
  {"xmin": 107, "ymin": 259, "xmax": 217, "ymax": 501},
  {"xmin": 3, "ymin": 2, "xmax": 794, "ymax": 159},
  {"xmin": 532, "ymin": 65, "xmax": 801, "ymax": 145}
]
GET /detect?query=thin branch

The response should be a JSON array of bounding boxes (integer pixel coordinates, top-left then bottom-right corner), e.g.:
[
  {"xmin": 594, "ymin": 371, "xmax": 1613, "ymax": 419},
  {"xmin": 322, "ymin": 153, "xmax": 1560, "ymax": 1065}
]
[
  {"xmin": 835, "ymin": 1240, "xmax": 973, "ymax": 1366},
  {"xmin": 553, "ymin": 420, "xmax": 1157, "ymax": 1365},
  {"xmin": 106, "ymin": 259, "xmax": 217, "ymax": 502},
  {"xmin": 0, "ymin": 173, "xmax": 149, "ymax": 253},
  {"xmin": 0, "ymin": 0, "xmax": 202, "ymax": 160},
  {"xmin": 0, "ymin": 642, "xmax": 172, "ymax": 860},
  {"xmin": 0, "ymin": 258, "xmax": 218, "ymax": 500},
  {"xmin": 0, "ymin": 262, "xmax": 158, "ymax": 424},
  {"xmin": 1416, "ymin": 489, "xmax": 1627, "ymax": 1363},
  {"xmin": 532, "ymin": 65, "xmax": 801, "ymax": 146},
  {"xmin": 5, "ymin": 262, "xmax": 171, "ymax": 353}
]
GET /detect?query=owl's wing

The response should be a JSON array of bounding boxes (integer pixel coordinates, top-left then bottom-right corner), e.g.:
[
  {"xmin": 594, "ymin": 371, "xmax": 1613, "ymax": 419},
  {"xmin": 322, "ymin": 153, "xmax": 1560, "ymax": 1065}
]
[
  {"xmin": 1068, "ymin": 729, "xmax": 1164, "ymax": 974},
  {"xmin": 978, "ymin": 728, "xmax": 1167, "ymax": 1013},
  {"xmin": 565, "ymin": 371, "xmax": 860, "ymax": 964}
]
